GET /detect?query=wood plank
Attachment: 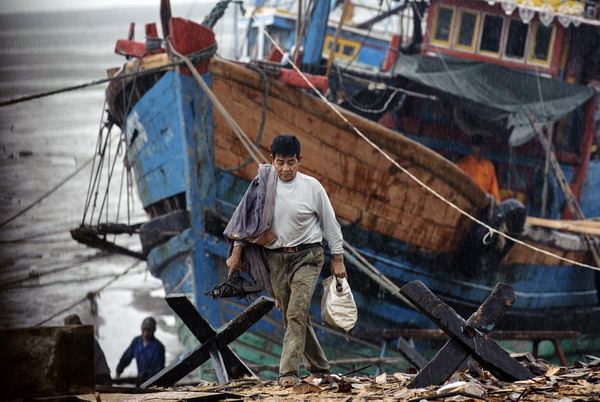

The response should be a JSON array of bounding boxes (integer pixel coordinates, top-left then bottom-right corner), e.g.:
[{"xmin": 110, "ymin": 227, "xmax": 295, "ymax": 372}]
[
  {"xmin": 527, "ymin": 216, "xmax": 600, "ymax": 236},
  {"xmin": 395, "ymin": 337, "xmax": 429, "ymax": 369},
  {"xmin": 165, "ymin": 295, "xmax": 253, "ymax": 380},
  {"xmin": 409, "ymin": 283, "xmax": 515, "ymax": 388},
  {"xmin": 143, "ymin": 296, "xmax": 274, "ymax": 388},
  {"xmin": 400, "ymin": 281, "xmax": 534, "ymax": 383},
  {"xmin": 354, "ymin": 328, "xmax": 581, "ymax": 341},
  {"xmin": 0, "ymin": 326, "xmax": 94, "ymax": 399}
]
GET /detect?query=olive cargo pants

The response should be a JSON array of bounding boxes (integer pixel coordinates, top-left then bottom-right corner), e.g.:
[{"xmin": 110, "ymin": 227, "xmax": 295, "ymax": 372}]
[{"xmin": 265, "ymin": 246, "xmax": 330, "ymax": 378}]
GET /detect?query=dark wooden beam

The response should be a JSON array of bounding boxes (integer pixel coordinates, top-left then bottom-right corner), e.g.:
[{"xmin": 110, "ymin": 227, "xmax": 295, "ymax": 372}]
[
  {"xmin": 0, "ymin": 326, "xmax": 95, "ymax": 399},
  {"xmin": 409, "ymin": 282, "xmax": 516, "ymax": 387},
  {"xmin": 165, "ymin": 295, "xmax": 253, "ymax": 381},
  {"xmin": 142, "ymin": 295, "xmax": 274, "ymax": 388},
  {"xmin": 395, "ymin": 337, "xmax": 428, "ymax": 369},
  {"xmin": 400, "ymin": 281, "xmax": 534, "ymax": 387}
]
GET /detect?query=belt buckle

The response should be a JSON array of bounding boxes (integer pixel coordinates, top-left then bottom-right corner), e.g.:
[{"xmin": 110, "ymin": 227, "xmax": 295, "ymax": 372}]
[{"xmin": 283, "ymin": 246, "xmax": 297, "ymax": 253}]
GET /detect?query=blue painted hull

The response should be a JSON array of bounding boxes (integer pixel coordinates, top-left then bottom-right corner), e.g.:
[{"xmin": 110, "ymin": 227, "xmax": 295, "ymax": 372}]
[{"xmin": 118, "ymin": 60, "xmax": 600, "ymax": 376}]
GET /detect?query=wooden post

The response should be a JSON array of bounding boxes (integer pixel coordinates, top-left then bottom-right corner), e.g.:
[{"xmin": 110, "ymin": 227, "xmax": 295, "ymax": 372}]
[
  {"xmin": 0, "ymin": 326, "xmax": 95, "ymax": 399},
  {"xmin": 325, "ymin": 0, "xmax": 351, "ymax": 78}
]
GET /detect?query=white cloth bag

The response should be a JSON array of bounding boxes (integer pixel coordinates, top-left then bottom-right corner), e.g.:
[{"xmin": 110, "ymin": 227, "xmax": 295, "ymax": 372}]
[{"xmin": 321, "ymin": 276, "xmax": 358, "ymax": 333}]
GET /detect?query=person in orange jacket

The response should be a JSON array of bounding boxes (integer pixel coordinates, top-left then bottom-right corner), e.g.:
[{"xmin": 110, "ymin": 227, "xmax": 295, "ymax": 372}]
[{"xmin": 456, "ymin": 135, "xmax": 501, "ymax": 202}]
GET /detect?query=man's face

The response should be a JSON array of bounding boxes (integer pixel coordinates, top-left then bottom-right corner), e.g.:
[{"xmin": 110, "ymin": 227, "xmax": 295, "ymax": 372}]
[
  {"xmin": 471, "ymin": 144, "xmax": 482, "ymax": 159},
  {"xmin": 142, "ymin": 328, "xmax": 154, "ymax": 341},
  {"xmin": 272, "ymin": 154, "xmax": 301, "ymax": 182}
]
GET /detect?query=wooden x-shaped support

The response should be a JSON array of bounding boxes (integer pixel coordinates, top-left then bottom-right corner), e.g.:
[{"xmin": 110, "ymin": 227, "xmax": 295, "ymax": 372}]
[
  {"xmin": 142, "ymin": 295, "xmax": 275, "ymax": 388},
  {"xmin": 400, "ymin": 280, "xmax": 534, "ymax": 388}
]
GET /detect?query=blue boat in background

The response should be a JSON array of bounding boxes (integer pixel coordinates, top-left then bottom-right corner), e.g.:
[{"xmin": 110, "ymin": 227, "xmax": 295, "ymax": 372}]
[{"xmin": 74, "ymin": 0, "xmax": 600, "ymax": 378}]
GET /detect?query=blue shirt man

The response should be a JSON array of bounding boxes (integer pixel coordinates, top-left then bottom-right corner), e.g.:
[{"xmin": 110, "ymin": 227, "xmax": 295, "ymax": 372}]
[{"xmin": 116, "ymin": 316, "xmax": 165, "ymax": 386}]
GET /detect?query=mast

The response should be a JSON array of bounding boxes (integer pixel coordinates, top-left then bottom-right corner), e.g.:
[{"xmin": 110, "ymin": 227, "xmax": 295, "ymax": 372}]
[{"xmin": 301, "ymin": 0, "xmax": 335, "ymax": 74}]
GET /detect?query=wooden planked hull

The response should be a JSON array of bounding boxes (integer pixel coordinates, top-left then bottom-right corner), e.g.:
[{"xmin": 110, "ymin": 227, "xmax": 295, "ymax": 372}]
[
  {"xmin": 209, "ymin": 57, "xmax": 486, "ymax": 254},
  {"xmin": 208, "ymin": 57, "xmax": 595, "ymax": 268}
]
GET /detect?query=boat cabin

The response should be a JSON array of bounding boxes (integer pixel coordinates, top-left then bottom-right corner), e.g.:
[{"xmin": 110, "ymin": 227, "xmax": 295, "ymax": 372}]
[
  {"xmin": 238, "ymin": 5, "xmax": 404, "ymax": 71},
  {"xmin": 370, "ymin": 0, "xmax": 600, "ymax": 220},
  {"xmin": 422, "ymin": 0, "xmax": 567, "ymax": 77}
]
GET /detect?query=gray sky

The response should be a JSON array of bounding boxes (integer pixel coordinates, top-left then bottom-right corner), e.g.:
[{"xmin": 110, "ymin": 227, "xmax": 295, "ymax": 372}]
[{"xmin": 0, "ymin": 0, "xmax": 174, "ymax": 14}]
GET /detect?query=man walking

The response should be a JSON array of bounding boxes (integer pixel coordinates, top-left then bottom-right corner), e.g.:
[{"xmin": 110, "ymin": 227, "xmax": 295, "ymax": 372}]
[
  {"xmin": 116, "ymin": 316, "xmax": 165, "ymax": 386},
  {"xmin": 225, "ymin": 134, "xmax": 346, "ymax": 388}
]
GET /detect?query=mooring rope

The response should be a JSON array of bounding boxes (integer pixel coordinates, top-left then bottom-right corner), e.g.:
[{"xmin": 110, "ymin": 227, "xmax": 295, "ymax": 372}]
[
  {"xmin": 33, "ymin": 259, "xmax": 143, "ymax": 327},
  {"xmin": 169, "ymin": 42, "xmax": 268, "ymax": 165},
  {"xmin": 0, "ymin": 45, "xmax": 217, "ymax": 108},
  {"xmin": 0, "ymin": 156, "xmax": 95, "ymax": 229},
  {"xmin": 222, "ymin": 63, "xmax": 270, "ymax": 172},
  {"xmin": 253, "ymin": 16, "xmax": 600, "ymax": 272}
]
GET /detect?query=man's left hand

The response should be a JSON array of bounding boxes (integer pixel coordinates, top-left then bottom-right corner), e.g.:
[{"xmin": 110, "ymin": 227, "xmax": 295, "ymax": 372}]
[{"xmin": 331, "ymin": 254, "xmax": 347, "ymax": 278}]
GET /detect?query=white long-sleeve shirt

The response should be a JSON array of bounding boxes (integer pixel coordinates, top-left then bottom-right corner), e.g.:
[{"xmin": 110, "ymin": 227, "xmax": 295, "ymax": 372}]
[{"xmin": 265, "ymin": 172, "xmax": 344, "ymax": 255}]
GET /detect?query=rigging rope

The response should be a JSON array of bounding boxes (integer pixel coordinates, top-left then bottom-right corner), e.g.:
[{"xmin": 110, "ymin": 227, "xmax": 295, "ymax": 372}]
[
  {"xmin": 0, "ymin": 45, "xmax": 217, "ymax": 108},
  {"xmin": 33, "ymin": 259, "xmax": 143, "ymax": 327},
  {"xmin": 3, "ymin": 265, "xmax": 146, "ymax": 291},
  {"xmin": 202, "ymin": 0, "xmax": 246, "ymax": 29},
  {"xmin": 0, "ymin": 254, "xmax": 103, "ymax": 290},
  {"xmin": 337, "ymin": 71, "xmax": 438, "ymax": 101},
  {"xmin": 253, "ymin": 15, "xmax": 600, "ymax": 272},
  {"xmin": 169, "ymin": 43, "xmax": 267, "ymax": 165},
  {"xmin": 222, "ymin": 63, "xmax": 270, "ymax": 172},
  {"xmin": 0, "ymin": 155, "xmax": 95, "ymax": 229}
]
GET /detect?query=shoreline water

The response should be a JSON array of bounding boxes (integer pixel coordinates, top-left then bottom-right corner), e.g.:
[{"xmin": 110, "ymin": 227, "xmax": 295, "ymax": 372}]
[{"xmin": 0, "ymin": 3, "xmax": 236, "ymax": 381}]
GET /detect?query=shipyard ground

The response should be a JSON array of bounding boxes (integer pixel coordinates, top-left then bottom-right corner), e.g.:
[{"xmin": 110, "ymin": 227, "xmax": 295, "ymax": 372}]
[{"xmin": 60, "ymin": 357, "xmax": 600, "ymax": 402}]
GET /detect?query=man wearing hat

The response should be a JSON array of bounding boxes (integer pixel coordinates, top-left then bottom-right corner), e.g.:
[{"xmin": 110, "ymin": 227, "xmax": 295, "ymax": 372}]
[{"xmin": 116, "ymin": 316, "xmax": 165, "ymax": 386}]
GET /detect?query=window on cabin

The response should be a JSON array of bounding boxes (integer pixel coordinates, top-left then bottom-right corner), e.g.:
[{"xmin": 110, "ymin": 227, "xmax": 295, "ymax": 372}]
[
  {"xmin": 455, "ymin": 10, "xmax": 478, "ymax": 50},
  {"xmin": 505, "ymin": 19, "xmax": 528, "ymax": 59},
  {"xmin": 327, "ymin": 40, "xmax": 340, "ymax": 52},
  {"xmin": 530, "ymin": 24, "xmax": 553, "ymax": 63},
  {"xmin": 325, "ymin": 37, "xmax": 358, "ymax": 59},
  {"xmin": 343, "ymin": 44, "xmax": 355, "ymax": 57},
  {"xmin": 433, "ymin": 6, "xmax": 454, "ymax": 44},
  {"xmin": 480, "ymin": 14, "xmax": 503, "ymax": 54}
]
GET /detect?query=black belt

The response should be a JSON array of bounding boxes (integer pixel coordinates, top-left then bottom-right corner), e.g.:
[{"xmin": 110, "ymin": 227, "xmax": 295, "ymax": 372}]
[{"xmin": 270, "ymin": 243, "xmax": 322, "ymax": 253}]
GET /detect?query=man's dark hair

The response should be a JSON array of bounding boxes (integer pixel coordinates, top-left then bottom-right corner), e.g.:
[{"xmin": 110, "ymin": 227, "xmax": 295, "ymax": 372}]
[
  {"xmin": 271, "ymin": 135, "xmax": 301, "ymax": 158},
  {"xmin": 141, "ymin": 316, "xmax": 157, "ymax": 332},
  {"xmin": 64, "ymin": 314, "xmax": 83, "ymax": 325}
]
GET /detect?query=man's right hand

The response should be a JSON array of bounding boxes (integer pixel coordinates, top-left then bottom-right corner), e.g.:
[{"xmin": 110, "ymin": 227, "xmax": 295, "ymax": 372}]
[{"xmin": 226, "ymin": 245, "xmax": 244, "ymax": 277}]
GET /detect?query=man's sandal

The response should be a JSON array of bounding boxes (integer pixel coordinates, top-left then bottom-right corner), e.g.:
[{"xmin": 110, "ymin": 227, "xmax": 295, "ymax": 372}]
[
  {"xmin": 307, "ymin": 372, "xmax": 333, "ymax": 384},
  {"xmin": 277, "ymin": 375, "xmax": 299, "ymax": 388}
]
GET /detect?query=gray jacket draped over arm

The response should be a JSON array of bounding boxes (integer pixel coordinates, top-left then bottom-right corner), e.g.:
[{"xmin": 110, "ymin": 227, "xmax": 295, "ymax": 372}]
[{"xmin": 223, "ymin": 164, "xmax": 277, "ymax": 296}]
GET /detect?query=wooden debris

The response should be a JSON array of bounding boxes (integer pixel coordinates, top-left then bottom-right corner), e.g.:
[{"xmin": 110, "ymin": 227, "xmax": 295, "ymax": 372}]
[{"xmin": 74, "ymin": 356, "xmax": 600, "ymax": 401}]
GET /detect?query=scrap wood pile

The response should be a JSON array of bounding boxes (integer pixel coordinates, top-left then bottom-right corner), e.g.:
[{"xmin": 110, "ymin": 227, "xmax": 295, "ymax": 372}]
[{"xmin": 172, "ymin": 354, "xmax": 600, "ymax": 401}]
